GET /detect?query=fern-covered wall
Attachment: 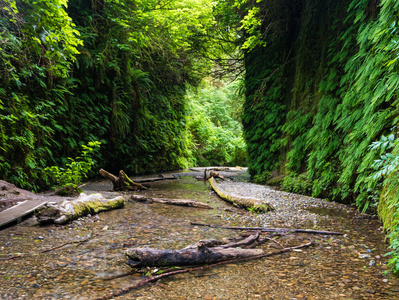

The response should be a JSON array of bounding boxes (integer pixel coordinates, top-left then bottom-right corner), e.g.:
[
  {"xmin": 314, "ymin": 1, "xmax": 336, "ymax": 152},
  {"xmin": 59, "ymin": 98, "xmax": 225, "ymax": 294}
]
[
  {"xmin": 242, "ymin": 0, "xmax": 399, "ymax": 212},
  {"xmin": 0, "ymin": 0, "xmax": 213, "ymax": 189}
]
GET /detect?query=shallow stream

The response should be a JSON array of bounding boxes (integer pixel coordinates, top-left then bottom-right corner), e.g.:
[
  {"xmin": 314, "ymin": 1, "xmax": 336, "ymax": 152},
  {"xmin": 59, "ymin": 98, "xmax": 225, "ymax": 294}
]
[{"xmin": 0, "ymin": 175, "xmax": 398, "ymax": 299}]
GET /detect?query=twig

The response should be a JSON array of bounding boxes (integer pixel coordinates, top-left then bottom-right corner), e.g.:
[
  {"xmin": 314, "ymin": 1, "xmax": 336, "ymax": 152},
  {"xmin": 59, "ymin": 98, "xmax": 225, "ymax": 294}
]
[
  {"xmin": 102, "ymin": 271, "xmax": 138, "ymax": 281},
  {"xmin": 93, "ymin": 241, "xmax": 314, "ymax": 300},
  {"xmin": 41, "ymin": 234, "xmax": 94, "ymax": 253},
  {"xmin": 0, "ymin": 234, "xmax": 95, "ymax": 261},
  {"xmin": 269, "ymin": 238, "xmax": 285, "ymax": 249},
  {"xmin": 191, "ymin": 222, "xmax": 343, "ymax": 235},
  {"xmin": 0, "ymin": 254, "xmax": 23, "ymax": 261}
]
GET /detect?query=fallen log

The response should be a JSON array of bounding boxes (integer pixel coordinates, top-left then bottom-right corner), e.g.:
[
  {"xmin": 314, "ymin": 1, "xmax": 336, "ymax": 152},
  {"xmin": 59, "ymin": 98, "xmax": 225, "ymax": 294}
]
[
  {"xmin": 191, "ymin": 222, "xmax": 344, "ymax": 235},
  {"xmin": 125, "ymin": 233, "xmax": 265, "ymax": 268},
  {"xmin": 99, "ymin": 169, "xmax": 147, "ymax": 191},
  {"xmin": 35, "ymin": 193, "xmax": 125, "ymax": 224},
  {"xmin": 125, "ymin": 245, "xmax": 264, "ymax": 268},
  {"xmin": 130, "ymin": 195, "xmax": 211, "ymax": 209},
  {"xmin": 98, "ymin": 241, "xmax": 314, "ymax": 300},
  {"xmin": 208, "ymin": 177, "xmax": 274, "ymax": 213}
]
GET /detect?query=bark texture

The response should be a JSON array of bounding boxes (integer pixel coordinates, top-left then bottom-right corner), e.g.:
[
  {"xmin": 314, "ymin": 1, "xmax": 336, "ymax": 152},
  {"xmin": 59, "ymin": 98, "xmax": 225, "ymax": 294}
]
[
  {"xmin": 125, "ymin": 246, "xmax": 264, "ymax": 267},
  {"xmin": 208, "ymin": 177, "xmax": 274, "ymax": 212},
  {"xmin": 36, "ymin": 193, "xmax": 125, "ymax": 224},
  {"xmin": 99, "ymin": 169, "xmax": 148, "ymax": 191},
  {"xmin": 130, "ymin": 195, "xmax": 211, "ymax": 209}
]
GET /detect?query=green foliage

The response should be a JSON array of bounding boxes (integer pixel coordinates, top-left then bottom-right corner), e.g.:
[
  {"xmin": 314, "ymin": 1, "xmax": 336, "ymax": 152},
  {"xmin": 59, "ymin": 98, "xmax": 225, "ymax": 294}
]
[
  {"xmin": 386, "ymin": 216, "xmax": 399, "ymax": 276},
  {"xmin": 253, "ymin": 171, "xmax": 271, "ymax": 184},
  {"xmin": 0, "ymin": 0, "xmax": 83, "ymax": 190},
  {"xmin": 230, "ymin": 0, "xmax": 399, "ymax": 274},
  {"xmin": 368, "ymin": 134, "xmax": 399, "ymax": 274},
  {"xmin": 282, "ymin": 173, "xmax": 313, "ymax": 196},
  {"xmin": 44, "ymin": 142, "xmax": 101, "ymax": 195},
  {"xmin": 186, "ymin": 80, "xmax": 247, "ymax": 167},
  {"xmin": 1, "ymin": 0, "xmax": 240, "ymax": 190},
  {"xmin": 247, "ymin": 204, "xmax": 268, "ymax": 214}
]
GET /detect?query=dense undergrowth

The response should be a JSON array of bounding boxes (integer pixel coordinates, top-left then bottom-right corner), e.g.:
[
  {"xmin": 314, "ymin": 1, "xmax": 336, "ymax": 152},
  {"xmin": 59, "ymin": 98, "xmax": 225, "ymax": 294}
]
[
  {"xmin": 186, "ymin": 80, "xmax": 247, "ymax": 167},
  {"xmin": 221, "ymin": 0, "xmax": 399, "ymax": 273},
  {"xmin": 0, "ymin": 0, "xmax": 245, "ymax": 191}
]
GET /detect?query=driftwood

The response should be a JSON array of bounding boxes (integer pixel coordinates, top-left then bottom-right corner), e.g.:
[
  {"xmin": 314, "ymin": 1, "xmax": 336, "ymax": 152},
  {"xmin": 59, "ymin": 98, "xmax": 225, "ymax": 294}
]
[
  {"xmin": 35, "ymin": 193, "xmax": 125, "ymax": 224},
  {"xmin": 208, "ymin": 177, "xmax": 274, "ymax": 213},
  {"xmin": 125, "ymin": 233, "xmax": 264, "ymax": 268},
  {"xmin": 125, "ymin": 246, "xmax": 264, "ymax": 268},
  {"xmin": 196, "ymin": 169, "xmax": 225, "ymax": 181},
  {"xmin": 191, "ymin": 222, "xmax": 344, "ymax": 235},
  {"xmin": 130, "ymin": 195, "xmax": 211, "ymax": 209},
  {"xmin": 206, "ymin": 170, "xmax": 225, "ymax": 181},
  {"xmin": 98, "ymin": 241, "xmax": 314, "ymax": 300},
  {"xmin": 99, "ymin": 169, "xmax": 147, "ymax": 191}
]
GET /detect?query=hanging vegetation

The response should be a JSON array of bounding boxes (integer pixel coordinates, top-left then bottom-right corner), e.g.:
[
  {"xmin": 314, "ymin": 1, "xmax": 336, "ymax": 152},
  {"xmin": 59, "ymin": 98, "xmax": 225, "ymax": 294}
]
[
  {"xmin": 218, "ymin": 0, "xmax": 399, "ymax": 273},
  {"xmin": 0, "ymin": 0, "xmax": 235, "ymax": 190}
]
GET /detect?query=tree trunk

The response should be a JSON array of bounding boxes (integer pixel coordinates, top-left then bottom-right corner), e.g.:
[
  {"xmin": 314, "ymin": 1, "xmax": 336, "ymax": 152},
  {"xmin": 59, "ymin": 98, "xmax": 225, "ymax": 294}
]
[
  {"xmin": 130, "ymin": 195, "xmax": 211, "ymax": 209},
  {"xmin": 99, "ymin": 169, "xmax": 147, "ymax": 191},
  {"xmin": 125, "ymin": 233, "xmax": 266, "ymax": 267},
  {"xmin": 208, "ymin": 177, "xmax": 274, "ymax": 213},
  {"xmin": 36, "ymin": 193, "xmax": 125, "ymax": 224},
  {"xmin": 125, "ymin": 246, "xmax": 264, "ymax": 268}
]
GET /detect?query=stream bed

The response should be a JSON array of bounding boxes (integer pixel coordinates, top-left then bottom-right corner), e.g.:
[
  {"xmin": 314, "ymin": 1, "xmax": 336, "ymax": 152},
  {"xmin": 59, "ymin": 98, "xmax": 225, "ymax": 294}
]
[{"xmin": 1, "ymin": 174, "xmax": 399, "ymax": 299}]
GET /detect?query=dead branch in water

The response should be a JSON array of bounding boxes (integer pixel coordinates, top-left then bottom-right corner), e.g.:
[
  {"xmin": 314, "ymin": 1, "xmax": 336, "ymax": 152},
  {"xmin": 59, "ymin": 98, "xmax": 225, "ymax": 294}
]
[
  {"xmin": 0, "ymin": 234, "xmax": 95, "ymax": 261},
  {"xmin": 190, "ymin": 222, "xmax": 344, "ymax": 235},
  {"xmin": 93, "ymin": 241, "xmax": 314, "ymax": 300}
]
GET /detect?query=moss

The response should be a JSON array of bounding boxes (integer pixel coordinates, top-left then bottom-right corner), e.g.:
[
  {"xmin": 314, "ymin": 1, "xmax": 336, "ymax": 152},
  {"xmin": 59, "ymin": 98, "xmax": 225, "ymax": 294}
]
[
  {"xmin": 378, "ymin": 174, "xmax": 399, "ymax": 233},
  {"xmin": 208, "ymin": 177, "xmax": 274, "ymax": 211},
  {"xmin": 70, "ymin": 197, "xmax": 125, "ymax": 218}
]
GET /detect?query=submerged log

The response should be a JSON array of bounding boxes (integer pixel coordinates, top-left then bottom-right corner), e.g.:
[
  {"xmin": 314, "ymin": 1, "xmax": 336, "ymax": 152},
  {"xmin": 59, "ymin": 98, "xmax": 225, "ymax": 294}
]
[
  {"xmin": 208, "ymin": 177, "xmax": 274, "ymax": 213},
  {"xmin": 100, "ymin": 241, "xmax": 313, "ymax": 300},
  {"xmin": 125, "ymin": 233, "xmax": 265, "ymax": 267},
  {"xmin": 130, "ymin": 195, "xmax": 211, "ymax": 209},
  {"xmin": 99, "ymin": 169, "xmax": 147, "ymax": 191},
  {"xmin": 125, "ymin": 246, "xmax": 264, "ymax": 268},
  {"xmin": 36, "ymin": 193, "xmax": 125, "ymax": 224}
]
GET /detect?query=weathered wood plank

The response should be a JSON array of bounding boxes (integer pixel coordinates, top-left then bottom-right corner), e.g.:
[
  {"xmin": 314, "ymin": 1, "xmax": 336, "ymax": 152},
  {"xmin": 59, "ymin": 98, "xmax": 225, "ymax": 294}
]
[{"xmin": 0, "ymin": 200, "xmax": 47, "ymax": 228}]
